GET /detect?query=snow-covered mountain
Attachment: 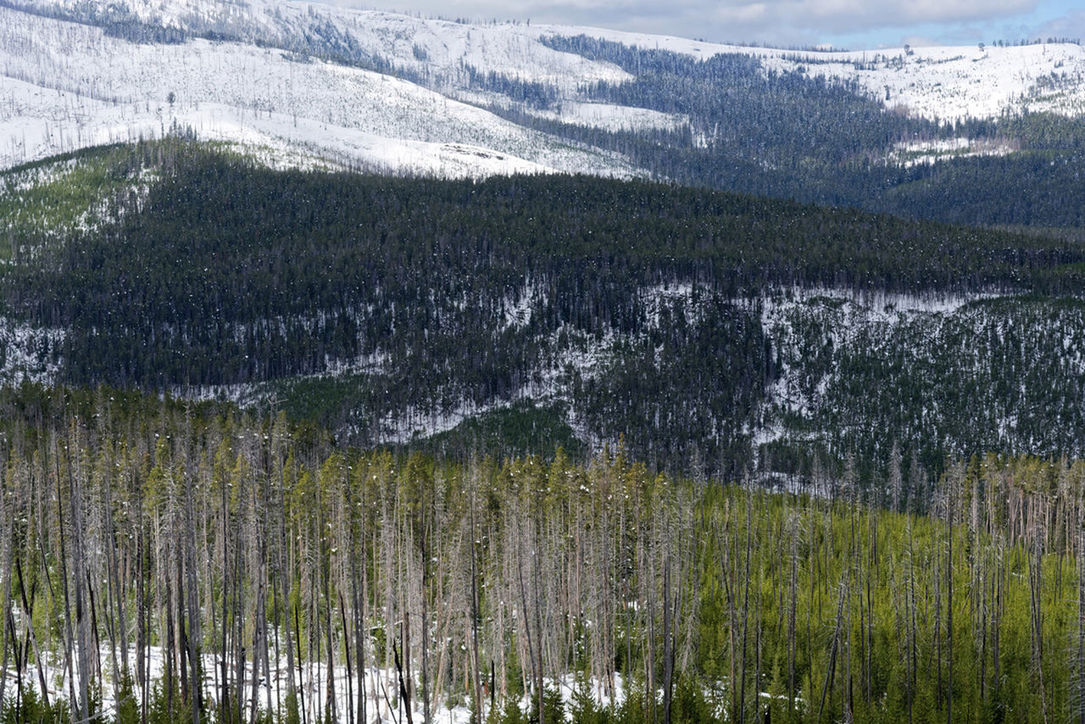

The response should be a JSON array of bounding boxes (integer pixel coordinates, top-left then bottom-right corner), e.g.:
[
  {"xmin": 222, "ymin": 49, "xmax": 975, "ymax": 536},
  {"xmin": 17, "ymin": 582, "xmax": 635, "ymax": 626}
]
[
  {"xmin": 539, "ymin": 28, "xmax": 1085, "ymax": 123},
  {"xmin": 0, "ymin": 4, "xmax": 641, "ymax": 175},
  {"xmin": 2, "ymin": 0, "xmax": 1084, "ymax": 175}
]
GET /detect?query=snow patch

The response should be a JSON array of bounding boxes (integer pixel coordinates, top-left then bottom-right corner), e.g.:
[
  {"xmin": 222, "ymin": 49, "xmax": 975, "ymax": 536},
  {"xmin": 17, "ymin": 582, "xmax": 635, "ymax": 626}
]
[
  {"xmin": 525, "ymin": 101, "xmax": 689, "ymax": 134},
  {"xmin": 887, "ymin": 136, "xmax": 1017, "ymax": 166}
]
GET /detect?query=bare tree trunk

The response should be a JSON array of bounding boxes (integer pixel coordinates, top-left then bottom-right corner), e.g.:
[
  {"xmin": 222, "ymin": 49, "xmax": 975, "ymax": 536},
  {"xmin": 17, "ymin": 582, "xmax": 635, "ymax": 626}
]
[
  {"xmin": 946, "ymin": 488, "xmax": 954, "ymax": 724},
  {"xmin": 817, "ymin": 578, "xmax": 848, "ymax": 723},
  {"xmin": 53, "ymin": 439, "xmax": 82, "ymax": 721},
  {"xmin": 737, "ymin": 497, "xmax": 753, "ymax": 724},
  {"xmin": 339, "ymin": 594, "xmax": 354, "ymax": 724},
  {"xmin": 275, "ymin": 458, "xmax": 299, "ymax": 724},
  {"xmin": 0, "ymin": 500, "xmax": 14, "ymax": 710},
  {"xmin": 662, "ymin": 555, "xmax": 673, "ymax": 724},
  {"xmin": 394, "ymin": 637, "xmax": 414, "ymax": 724},
  {"xmin": 469, "ymin": 496, "xmax": 483, "ymax": 724},
  {"xmin": 1078, "ymin": 531, "xmax": 1085, "ymax": 724},
  {"xmin": 787, "ymin": 513, "xmax": 798, "ymax": 715},
  {"xmin": 517, "ymin": 529, "xmax": 540, "ymax": 724},
  {"xmin": 1030, "ymin": 532, "xmax": 1049, "ymax": 724}
]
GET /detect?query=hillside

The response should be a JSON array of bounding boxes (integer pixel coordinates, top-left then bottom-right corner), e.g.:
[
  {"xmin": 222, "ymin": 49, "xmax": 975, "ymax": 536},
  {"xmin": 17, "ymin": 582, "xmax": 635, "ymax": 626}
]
[
  {"xmin": 1, "ymin": 0, "xmax": 1083, "ymax": 228},
  {"xmin": 8, "ymin": 0, "xmax": 1085, "ymax": 123},
  {"xmin": 1, "ymin": 141, "xmax": 1083, "ymax": 482}
]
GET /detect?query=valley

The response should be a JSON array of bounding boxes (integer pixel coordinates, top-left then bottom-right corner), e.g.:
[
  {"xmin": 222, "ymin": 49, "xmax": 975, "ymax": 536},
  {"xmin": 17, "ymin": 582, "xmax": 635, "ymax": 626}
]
[{"xmin": 0, "ymin": 1, "xmax": 1082, "ymax": 722}]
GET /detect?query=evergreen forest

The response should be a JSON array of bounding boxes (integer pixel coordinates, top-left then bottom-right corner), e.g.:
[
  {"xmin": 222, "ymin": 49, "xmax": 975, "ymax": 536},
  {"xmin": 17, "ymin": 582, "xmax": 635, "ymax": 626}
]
[{"xmin": 1, "ymin": 141, "xmax": 1084, "ymax": 481}]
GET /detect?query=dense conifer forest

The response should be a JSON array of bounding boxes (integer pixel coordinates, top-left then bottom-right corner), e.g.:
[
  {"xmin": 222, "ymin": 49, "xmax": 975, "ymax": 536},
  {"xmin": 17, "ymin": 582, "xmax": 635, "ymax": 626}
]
[{"xmin": 2, "ymin": 141, "xmax": 1084, "ymax": 480}]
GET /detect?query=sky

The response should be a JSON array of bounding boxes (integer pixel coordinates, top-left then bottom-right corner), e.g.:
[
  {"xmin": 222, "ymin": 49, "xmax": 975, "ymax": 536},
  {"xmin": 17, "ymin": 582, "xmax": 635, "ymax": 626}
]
[{"xmin": 341, "ymin": 0, "xmax": 1085, "ymax": 49}]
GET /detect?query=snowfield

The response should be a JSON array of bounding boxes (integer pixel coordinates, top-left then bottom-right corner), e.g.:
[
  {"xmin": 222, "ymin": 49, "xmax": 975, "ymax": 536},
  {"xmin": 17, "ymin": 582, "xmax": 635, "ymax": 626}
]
[
  {"xmin": 3, "ymin": 642, "xmax": 631, "ymax": 724},
  {"xmin": 2, "ymin": 0, "xmax": 1083, "ymax": 174},
  {"xmin": 887, "ymin": 136, "xmax": 1018, "ymax": 166},
  {"xmin": 0, "ymin": 6, "xmax": 638, "ymax": 176}
]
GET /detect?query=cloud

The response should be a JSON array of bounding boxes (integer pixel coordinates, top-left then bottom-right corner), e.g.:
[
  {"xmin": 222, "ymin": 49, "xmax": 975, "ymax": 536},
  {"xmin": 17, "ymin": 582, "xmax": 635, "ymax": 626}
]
[
  {"xmin": 1032, "ymin": 8, "xmax": 1085, "ymax": 41},
  {"xmin": 342, "ymin": 0, "xmax": 1046, "ymax": 46}
]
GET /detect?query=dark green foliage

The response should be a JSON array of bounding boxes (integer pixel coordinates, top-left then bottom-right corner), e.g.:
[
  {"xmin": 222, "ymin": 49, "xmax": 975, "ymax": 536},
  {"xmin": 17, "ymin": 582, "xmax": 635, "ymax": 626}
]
[
  {"xmin": 492, "ymin": 697, "xmax": 528, "ymax": 724},
  {"xmin": 527, "ymin": 685, "xmax": 564, "ymax": 724},
  {"xmin": 0, "ymin": 689, "xmax": 69, "ymax": 724},
  {"xmin": 114, "ymin": 674, "xmax": 140, "ymax": 724},
  {"xmin": 4, "ymin": 142, "xmax": 1084, "ymax": 475},
  {"xmin": 569, "ymin": 674, "xmax": 607, "ymax": 724},
  {"xmin": 282, "ymin": 693, "xmax": 301, "ymax": 724},
  {"xmin": 147, "ymin": 683, "xmax": 192, "ymax": 724},
  {"xmin": 669, "ymin": 675, "xmax": 716, "ymax": 724},
  {"xmin": 576, "ymin": 294, "xmax": 766, "ymax": 477},
  {"xmin": 402, "ymin": 400, "xmax": 587, "ymax": 461}
]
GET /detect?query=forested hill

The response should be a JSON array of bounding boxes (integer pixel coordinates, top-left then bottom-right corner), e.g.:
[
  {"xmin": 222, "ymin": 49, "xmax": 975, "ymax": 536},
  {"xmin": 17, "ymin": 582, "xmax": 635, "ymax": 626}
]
[
  {"xmin": 2, "ymin": 141, "xmax": 1085, "ymax": 481},
  {"xmin": 527, "ymin": 37, "xmax": 1085, "ymax": 231}
]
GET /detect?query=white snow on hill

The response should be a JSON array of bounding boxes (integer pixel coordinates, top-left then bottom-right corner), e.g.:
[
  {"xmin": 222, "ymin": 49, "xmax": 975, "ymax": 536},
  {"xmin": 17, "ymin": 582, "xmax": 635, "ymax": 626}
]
[
  {"xmin": 1, "ymin": 0, "xmax": 1083, "ymax": 174},
  {"xmin": 0, "ymin": 5, "xmax": 638, "ymax": 175},
  {"xmin": 759, "ymin": 43, "xmax": 1085, "ymax": 123},
  {"xmin": 524, "ymin": 101, "xmax": 689, "ymax": 133},
  {"xmin": 541, "ymin": 24, "xmax": 1085, "ymax": 122}
]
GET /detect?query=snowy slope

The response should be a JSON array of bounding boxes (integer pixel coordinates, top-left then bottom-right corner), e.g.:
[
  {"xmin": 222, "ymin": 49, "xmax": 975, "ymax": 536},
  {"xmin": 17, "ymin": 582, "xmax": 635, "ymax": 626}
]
[
  {"xmin": 0, "ymin": 5, "xmax": 639, "ymax": 175},
  {"xmin": 535, "ymin": 23, "xmax": 1085, "ymax": 122},
  {"xmin": 2, "ymin": 0, "xmax": 1084, "ymax": 174},
  {"xmin": 759, "ymin": 43, "xmax": 1085, "ymax": 122},
  {"xmin": 6, "ymin": 0, "xmax": 634, "ymax": 86}
]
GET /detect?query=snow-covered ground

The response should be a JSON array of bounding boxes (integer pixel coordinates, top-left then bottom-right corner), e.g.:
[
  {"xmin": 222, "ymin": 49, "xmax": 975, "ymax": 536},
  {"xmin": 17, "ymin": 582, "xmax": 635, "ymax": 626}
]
[
  {"xmin": 3, "ymin": 643, "xmax": 472, "ymax": 723},
  {"xmin": 886, "ymin": 136, "xmax": 1017, "ymax": 166},
  {"xmin": 7, "ymin": 0, "xmax": 633, "ymax": 90},
  {"xmin": 525, "ymin": 101, "xmax": 689, "ymax": 134},
  {"xmin": 3, "ymin": 642, "xmax": 629, "ymax": 724},
  {"xmin": 0, "ymin": 6, "xmax": 638, "ymax": 176},
  {"xmin": 3, "ymin": 0, "xmax": 1083, "ymax": 175}
]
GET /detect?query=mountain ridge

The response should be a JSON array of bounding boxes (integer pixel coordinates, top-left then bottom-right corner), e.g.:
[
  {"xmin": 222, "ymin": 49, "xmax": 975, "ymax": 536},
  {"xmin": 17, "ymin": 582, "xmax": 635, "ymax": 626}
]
[{"xmin": 2, "ymin": 0, "xmax": 1084, "ymax": 179}]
